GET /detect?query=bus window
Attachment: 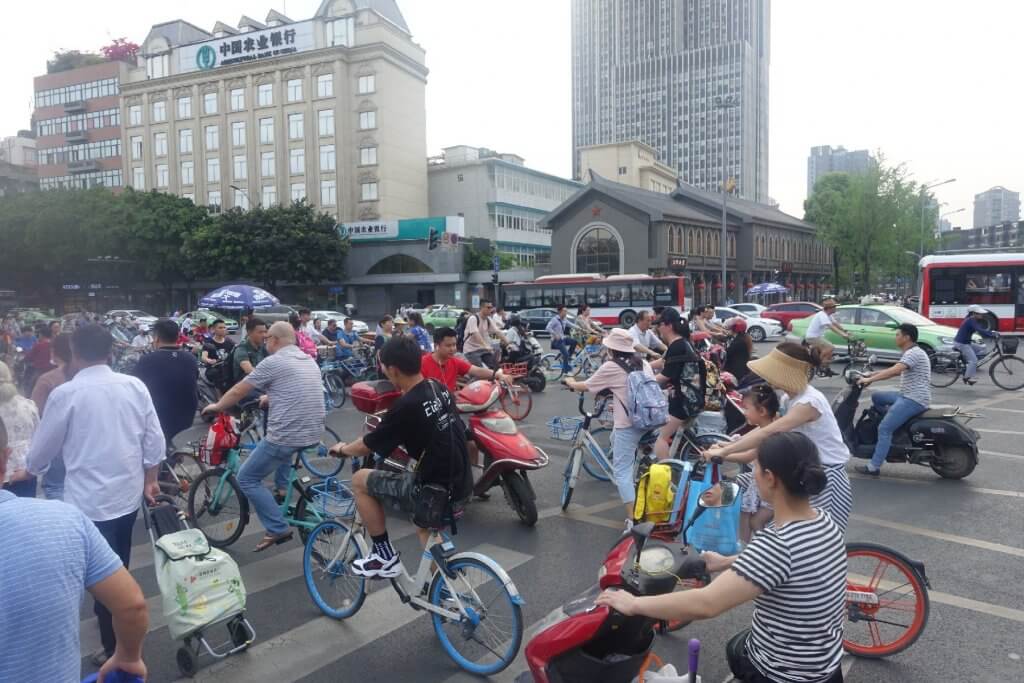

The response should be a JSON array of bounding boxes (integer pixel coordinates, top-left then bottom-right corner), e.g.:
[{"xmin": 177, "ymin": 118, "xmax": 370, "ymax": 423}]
[
  {"xmin": 631, "ymin": 283, "xmax": 655, "ymax": 307},
  {"xmin": 654, "ymin": 282, "xmax": 674, "ymax": 305},
  {"xmin": 543, "ymin": 289, "xmax": 561, "ymax": 307},
  {"xmin": 608, "ymin": 285, "xmax": 630, "ymax": 306},
  {"xmin": 930, "ymin": 274, "xmax": 960, "ymax": 304},
  {"xmin": 525, "ymin": 288, "xmax": 543, "ymax": 308},
  {"xmin": 965, "ymin": 272, "xmax": 1012, "ymax": 305},
  {"xmin": 503, "ymin": 288, "xmax": 524, "ymax": 309},
  {"xmin": 586, "ymin": 286, "xmax": 608, "ymax": 306},
  {"xmin": 564, "ymin": 288, "xmax": 584, "ymax": 308},
  {"xmin": 1018, "ymin": 275, "xmax": 1024, "ymax": 305}
]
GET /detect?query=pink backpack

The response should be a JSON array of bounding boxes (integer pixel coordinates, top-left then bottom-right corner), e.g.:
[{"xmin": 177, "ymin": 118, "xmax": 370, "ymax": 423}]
[{"xmin": 296, "ymin": 330, "xmax": 318, "ymax": 359}]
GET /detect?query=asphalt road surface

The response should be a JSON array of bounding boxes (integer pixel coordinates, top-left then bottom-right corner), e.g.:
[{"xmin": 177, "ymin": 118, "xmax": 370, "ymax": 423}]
[{"xmin": 79, "ymin": 340, "xmax": 1024, "ymax": 682}]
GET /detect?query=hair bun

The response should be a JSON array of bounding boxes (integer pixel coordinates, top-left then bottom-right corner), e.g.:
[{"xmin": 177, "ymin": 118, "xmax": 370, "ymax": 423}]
[{"xmin": 799, "ymin": 464, "xmax": 828, "ymax": 496}]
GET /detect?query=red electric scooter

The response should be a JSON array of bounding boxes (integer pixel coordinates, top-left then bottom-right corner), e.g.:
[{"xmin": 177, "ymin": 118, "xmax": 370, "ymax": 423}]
[{"xmin": 351, "ymin": 379, "xmax": 549, "ymax": 526}]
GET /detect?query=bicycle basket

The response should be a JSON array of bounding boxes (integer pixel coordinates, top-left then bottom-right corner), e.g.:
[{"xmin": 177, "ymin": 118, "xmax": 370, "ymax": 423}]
[
  {"xmin": 1001, "ymin": 337, "xmax": 1019, "ymax": 355},
  {"xmin": 547, "ymin": 416, "xmax": 583, "ymax": 441},
  {"xmin": 311, "ymin": 478, "xmax": 356, "ymax": 519}
]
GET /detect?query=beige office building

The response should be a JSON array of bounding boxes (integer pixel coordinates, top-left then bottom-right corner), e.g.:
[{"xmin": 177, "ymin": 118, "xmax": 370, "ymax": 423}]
[
  {"xmin": 120, "ymin": 0, "xmax": 427, "ymax": 221},
  {"xmin": 577, "ymin": 141, "xmax": 678, "ymax": 195}
]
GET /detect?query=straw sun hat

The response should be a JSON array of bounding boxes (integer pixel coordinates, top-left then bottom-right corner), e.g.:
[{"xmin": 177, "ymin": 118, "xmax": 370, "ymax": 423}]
[
  {"xmin": 603, "ymin": 328, "xmax": 637, "ymax": 353},
  {"xmin": 746, "ymin": 347, "xmax": 810, "ymax": 396}
]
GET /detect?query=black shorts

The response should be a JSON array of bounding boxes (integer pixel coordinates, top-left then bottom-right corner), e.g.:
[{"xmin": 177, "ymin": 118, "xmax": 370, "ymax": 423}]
[{"xmin": 366, "ymin": 470, "xmax": 417, "ymax": 514}]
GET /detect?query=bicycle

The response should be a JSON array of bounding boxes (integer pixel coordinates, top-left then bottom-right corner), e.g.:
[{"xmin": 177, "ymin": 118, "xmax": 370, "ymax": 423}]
[
  {"xmin": 302, "ymin": 484, "xmax": 525, "ymax": 675},
  {"xmin": 187, "ymin": 423, "xmax": 342, "ymax": 548},
  {"xmin": 930, "ymin": 335, "xmax": 1024, "ymax": 390},
  {"xmin": 496, "ymin": 374, "xmax": 533, "ymax": 421},
  {"xmin": 158, "ymin": 445, "xmax": 206, "ymax": 512},
  {"xmin": 540, "ymin": 341, "xmax": 604, "ymax": 382}
]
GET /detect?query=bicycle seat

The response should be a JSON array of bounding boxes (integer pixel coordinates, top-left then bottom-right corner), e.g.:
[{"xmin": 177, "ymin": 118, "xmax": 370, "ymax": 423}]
[{"xmin": 919, "ymin": 405, "xmax": 959, "ymax": 418}]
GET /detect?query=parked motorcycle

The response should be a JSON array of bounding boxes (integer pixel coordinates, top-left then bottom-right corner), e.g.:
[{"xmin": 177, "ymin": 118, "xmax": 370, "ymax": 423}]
[
  {"xmin": 352, "ymin": 378, "xmax": 549, "ymax": 526},
  {"xmin": 504, "ymin": 318, "xmax": 548, "ymax": 393},
  {"xmin": 833, "ymin": 370, "xmax": 980, "ymax": 479}
]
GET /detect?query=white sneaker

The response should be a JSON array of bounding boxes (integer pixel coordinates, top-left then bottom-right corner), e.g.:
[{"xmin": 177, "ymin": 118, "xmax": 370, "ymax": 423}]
[
  {"xmin": 351, "ymin": 551, "xmax": 401, "ymax": 578},
  {"xmin": 624, "ymin": 518, "xmax": 634, "ymax": 533}
]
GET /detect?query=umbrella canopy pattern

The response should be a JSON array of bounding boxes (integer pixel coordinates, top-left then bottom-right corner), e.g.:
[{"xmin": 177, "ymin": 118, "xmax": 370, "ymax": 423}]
[
  {"xmin": 198, "ymin": 284, "xmax": 279, "ymax": 310},
  {"xmin": 745, "ymin": 282, "xmax": 790, "ymax": 296}
]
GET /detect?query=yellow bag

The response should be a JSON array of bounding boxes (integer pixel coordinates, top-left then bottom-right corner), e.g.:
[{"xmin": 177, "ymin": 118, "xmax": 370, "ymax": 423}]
[{"xmin": 633, "ymin": 463, "xmax": 676, "ymax": 523}]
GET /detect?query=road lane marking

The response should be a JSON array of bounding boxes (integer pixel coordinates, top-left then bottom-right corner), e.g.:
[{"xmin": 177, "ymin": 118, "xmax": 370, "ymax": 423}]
[
  {"xmin": 851, "ymin": 515, "xmax": 1024, "ymax": 558},
  {"xmin": 975, "ymin": 427, "xmax": 1024, "ymax": 436},
  {"xmin": 174, "ymin": 543, "xmax": 533, "ymax": 682},
  {"xmin": 982, "ymin": 406, "xmax": 1024, "ymax": 415},
  {"xmin": 849, "ymin": 471, "xmax": 1024, "ymax": 498},
  {"xmin": 981, "ymin": 449, "xmax": 1024, "ymax": 461}
]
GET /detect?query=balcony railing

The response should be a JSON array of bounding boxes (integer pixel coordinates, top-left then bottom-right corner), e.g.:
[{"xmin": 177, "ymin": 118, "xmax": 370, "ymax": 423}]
[
  {"xmin": 66, "ymin": 130, "xmax": 89, "ymax": 145},
  {"xmin": 68, "ymin": 159, "xmax": 99, "ymax": 173},
  {"xmin": 64, "ymin": 100, "xmax": 87, "ymax": 113}
]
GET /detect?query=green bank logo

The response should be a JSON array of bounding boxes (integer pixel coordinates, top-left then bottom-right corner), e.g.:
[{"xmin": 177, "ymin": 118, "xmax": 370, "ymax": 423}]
[{"xmin": 196, "ymin": 46, "xmax": 217, "ymax": 71}]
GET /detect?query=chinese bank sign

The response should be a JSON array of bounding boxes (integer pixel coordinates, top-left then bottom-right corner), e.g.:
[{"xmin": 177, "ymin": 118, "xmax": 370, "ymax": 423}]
[
  {"xmin": 339, "ymin": 216, "xmax": 466, "ymax": 242},
  {"xmin": 177, "ymin": 21, "xmax": 316, "ymax": 73}
]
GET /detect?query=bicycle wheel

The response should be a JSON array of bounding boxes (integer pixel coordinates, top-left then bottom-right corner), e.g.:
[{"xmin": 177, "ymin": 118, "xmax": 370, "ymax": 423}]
[
  {"xmin": 188, "ymin": 468, "xmax": 247, "ymax": 548},
  {"xmin": 560, "ymin": 447, "xmax": 583, "ymax": 510},
  {"xmin": 990, "ymin": 355, "xmax": 1024, "ymax": 391},
  {"xmin": 429, "ymin": 556, "xmax": 524, "ymax": 675},
  {"xmin": 303, "ymin": 520, "xmax": 367, "ymax": 619},
  {"xmin": 580, "ymin": 428, "xmax": 612, "ymax": 482},
  {"xmin": 929, "ymin": 351, "xmax": 962, "ymax": 388},
  {"xmin": 499, "ymin": 382, "xmax": 533, "ymax": 421},
  {"xmin": 540, "ymin": 353, "xmax": 564, "ymax": 382},
  {"xmin": 299, "ymin": 426, "xmax": 344, "ymax": 478},
  {"xmin": 324, "ymin": 372, "xmax": 347, "ymax": 409},
  {"xmin": 844, "ymin": 542, "xmax": 930, "ymax": 658},
  {"xmin": 161, "ymin": 450, "xmax": 205, "ymax": 511},
  {"xmin": 677, "ymin": 432, "xmax": 731, "ymax": 461}
]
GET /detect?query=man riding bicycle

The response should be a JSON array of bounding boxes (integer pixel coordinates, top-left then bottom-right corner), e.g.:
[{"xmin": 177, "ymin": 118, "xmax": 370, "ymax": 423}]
[
  {"xmin": 804, "ymin": 299, "xmax": 852, "ymax": 373},
  {"xmin": 953, "ymin": 305, "xmax": 999, "ymax": 385},
  {"xmin": 329, "ymin": 336, "xmax": 472, "ymax": 577},
  {"xmin": 421, "ymin": 327, "xmax": 507, "ymax": 392}
]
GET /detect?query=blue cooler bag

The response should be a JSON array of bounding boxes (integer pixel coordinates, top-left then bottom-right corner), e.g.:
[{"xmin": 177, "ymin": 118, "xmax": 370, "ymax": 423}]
[{"xmin": 683, "ymin": 464, "xmax": 741, "ymax": 555}]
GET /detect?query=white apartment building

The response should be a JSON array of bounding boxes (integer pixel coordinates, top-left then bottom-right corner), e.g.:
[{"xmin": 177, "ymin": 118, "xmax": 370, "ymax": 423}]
[
  {"xmin": 973, "ymin": 186, "xmax": 1020, "ymax": 229},
  {"xmin": 120, "ymin": 0, "xmax": 427, "ymax": 221}
]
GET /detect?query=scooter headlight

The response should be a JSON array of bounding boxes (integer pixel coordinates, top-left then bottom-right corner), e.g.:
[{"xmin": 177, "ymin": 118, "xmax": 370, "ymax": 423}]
[{"xmin": 638, "ymin": 546, "xmax": 675, "ymax": 574}]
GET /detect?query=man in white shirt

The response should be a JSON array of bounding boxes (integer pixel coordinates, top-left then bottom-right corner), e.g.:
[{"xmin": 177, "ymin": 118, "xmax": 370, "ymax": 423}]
[
  {"xmin": 26, "ymin": 323, "xmax": 165, "ymax": 666},
  {"xmin": 803, "ymin": 299, "xmax": 851, "ymax": 369},
  {"xmin": 130, "ymin": 326, "xmax": 152, "ymax": 349},
  {"xmin": 628, "ymin": 310, "xmax": 667, "ymax": 359},
  {"xmin": 464, "ymin": 300, "xmax": 505, "ymax": 370},
  {"xmin": 299, "ymin": 308, "xmax": 329, "ymax": 344}
]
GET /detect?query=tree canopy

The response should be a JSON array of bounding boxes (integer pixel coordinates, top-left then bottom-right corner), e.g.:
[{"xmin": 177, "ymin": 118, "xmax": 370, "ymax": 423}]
[{"xmin": 46, "ymin": 50, "xmax": 106, "ymax": 74}]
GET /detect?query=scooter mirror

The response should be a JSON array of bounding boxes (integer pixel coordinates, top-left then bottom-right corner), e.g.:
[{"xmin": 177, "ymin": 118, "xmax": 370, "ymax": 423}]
[{"xmin": 698, "ymin": 482, "xmax": 740, "ymax": 509}]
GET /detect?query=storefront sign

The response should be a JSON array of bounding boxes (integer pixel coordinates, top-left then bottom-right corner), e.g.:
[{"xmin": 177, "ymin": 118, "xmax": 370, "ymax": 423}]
[
  {"xmin": 667, "ymin": 256, "xmax": 687, "ymax": 272},
  {"xmin": 177, "ymin": 21, "xmax": 316, "ymax": 73},
  {"xmin": 339, "ymin": 216, "xmax": 466, "ymax": 242}
]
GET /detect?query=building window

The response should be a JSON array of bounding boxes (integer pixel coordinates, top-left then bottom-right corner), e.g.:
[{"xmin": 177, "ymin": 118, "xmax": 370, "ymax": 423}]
[
  {"xmin": 361, "ymin": 182, "xmax": 378, "ymax": 201},
  {"xmin": 130, "ymin": 136, "xmax": 143, "ymax": 160},
  {"xmin": 329, "ymin": 17, "xmax": 354, "ymax": 47},
  {"xmin": 132, "ymin": 166, "xmax": 144, "ymax": 188},
  {"xmin": 152, "ymin": 100, "xmax": 167, "ymax": 123},
  {"xmin": 129, "ymin": 105, "xmax": 142, "ymax": 126},
  {"xmin": 317, "ymin": 74, "xmax": 334, "ymax": 97},
  {"xmin": 319, "ymin": 144, "xmax": 335, "ymax": 171},
  {"xmin": 146, "ymin": 54, "xmax": 169, "ymax": 79},
  {"xmin": 233, "ymin": 155, "xmax": 247, "ymax": 180},
  {"xmin": 289, "ymin": 148, "xmax": 304, "ymax": 175},
  {"xmin": 617, "ymin": 166, "xmax": 627, "ymax": 175},
  {"xmin": 177, "ymin": 96, "xmax": 192, "ymax": 119},
  {"xmin": 153, "ymin": 132, "xmax": 167, "ymax": 157},
  {"xmin": 205, "ymin": 125, "xmax": 219, "ymax": 151},
  {"xmin": 357, "ymin": 75, "xmax": 375, "ymax": 94},
  {"xmin": 208, "ymin": 189, "xmax": 221, "ymax": 212},
  {"xmin": 358, "ymin": 111, "xmax": 376, "ymax": 130},
  {"xmin": 262, "ymin": 185, "xmax": 277, "ymax": 206},
  {"xmin": 179, "ymin": 128, "xmax": 193, "ymax": 154},
  {"xmin": 207, "ymin": 157, "xmax": 220, "ymax": 183},
  {"xmin": 320, "ymin": 179, "xmax": 336, "ymax": 206},
  {"xmin": 318, "ymin": 109, "xmax": 334, "ymax": 136},
  {"xmin": 182, "ymin": 192, "xmax": 195, "ymax": 203},
  {"xmin": 575, "ymin": 227, "xmax": 621, "ymax": 275},
  {"xmin": 259, "ymin": 117, "xmax": 274, "ymax": 145},
  {"xmin": 287, "ymin": 79, "xmax": 303, "ymax": 102},
  {"xmin": 261, "ymin": 151, "xmax": 275, "ymax": 177},
  {"xmin": 181, "ymin": 161, "xmax": 194, "ymax": 185},
  {"xmin": 234, "ymin": 187, "xmax": 249, "ymax": 209},
  {"xmin": 231, "ymin": 121, "xmax": 246, "ymax": 147},
  {"xmin": 360, "ymin": 146, "xmax": 377, "ymax": 166},
  {"xmin": 257, "ymin": 83, "xmax": 273, "ymax": 106},
  {"xmin": 290, "ymin": 182, "xmax": 306, "ymax": 202},
  {"xmin": 203, "ymin": 92, "xmax": 217, "ymax": 115},
  {"xmin": 288, "ymin": 113, "xmax": 304, "ymax": 139},
  {"xmin": 230, "ymin": 88, "xmax": 244, "ymax": 111},
  {"xmin": 155, "ymin": 163, "xmax": 168, "ymax": 188}
]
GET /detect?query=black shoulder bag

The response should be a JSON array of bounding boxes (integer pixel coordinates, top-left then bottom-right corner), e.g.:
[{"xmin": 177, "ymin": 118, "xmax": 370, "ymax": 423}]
[{"xmin": 412, "ymin": 380, "xmax": 461, "ymax": 533}]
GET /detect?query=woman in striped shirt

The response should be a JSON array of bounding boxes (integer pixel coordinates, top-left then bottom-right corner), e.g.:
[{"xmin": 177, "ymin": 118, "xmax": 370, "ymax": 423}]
[{"xmin": 598, "ymin": 432, "xmax": 847, "ymax": 683}]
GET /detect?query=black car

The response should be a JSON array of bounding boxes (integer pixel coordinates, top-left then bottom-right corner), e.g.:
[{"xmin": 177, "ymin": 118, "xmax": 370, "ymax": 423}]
[{"xmin": 517, "ymin": 308, "xmax": 575, "ymax": 336}]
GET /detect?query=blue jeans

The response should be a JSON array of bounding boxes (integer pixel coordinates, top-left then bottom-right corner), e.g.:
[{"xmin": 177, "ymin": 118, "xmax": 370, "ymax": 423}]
[
  {"xmin": 553, "ymin": 338, "xmax": 577, "ymax": 370},
  {"xmin": 42, "ymin": 456, "xmax": 65, "ymax": 500},
  {"xmin": 953, "ymin": 341, "xmax": 986, "ymax": 379},
  {"xmin": 869, "ymin": 391, "xmax": 927, "ymax": 470},
  {"xmin": 237, "ymin": 439, "xmax": 300, "ymax": 535},
  {"xmin": 611, "ymin": 425, "xmax": 648, "ymax": 504}
]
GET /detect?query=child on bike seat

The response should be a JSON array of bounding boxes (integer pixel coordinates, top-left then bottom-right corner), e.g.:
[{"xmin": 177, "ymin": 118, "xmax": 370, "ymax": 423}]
[{"xmin": 736, "ymin": 385, "xmax": 779, "ymax": 542}]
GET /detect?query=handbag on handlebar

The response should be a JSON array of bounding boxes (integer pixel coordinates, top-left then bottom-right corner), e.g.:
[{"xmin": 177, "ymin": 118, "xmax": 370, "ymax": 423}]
[
  {"xmin": 410, "ymin": 380, "xmax": 464, "ymax": 532},
  {"xmin": 683, "ymin": 463, "xmax": 741, "ymax": 555}
]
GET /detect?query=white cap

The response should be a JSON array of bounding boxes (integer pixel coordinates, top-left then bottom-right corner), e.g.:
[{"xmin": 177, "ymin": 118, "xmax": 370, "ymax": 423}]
[{"xmin": 967, "ymin": 305, "xmax": 986, "ymax": 314}]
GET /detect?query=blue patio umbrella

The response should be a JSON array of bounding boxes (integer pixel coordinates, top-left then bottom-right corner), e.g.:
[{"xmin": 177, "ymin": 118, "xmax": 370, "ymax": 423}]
[
  {"xmin": 197, "ymin": 283, "xmax": 279, "ymax": 310},
  {"xmin": 745, "ymin": 282, "xmax": 789, "ymax": 296}
]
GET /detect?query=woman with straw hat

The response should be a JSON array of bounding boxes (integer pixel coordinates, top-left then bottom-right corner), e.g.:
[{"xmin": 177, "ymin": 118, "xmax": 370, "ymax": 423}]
[
  {"xmin": 703, "ymin": 342, "xmax": 852, "ymax": 532},
  {"xmin": 563, "ymin": 328, "xmax": 658, "ymax": 531}
]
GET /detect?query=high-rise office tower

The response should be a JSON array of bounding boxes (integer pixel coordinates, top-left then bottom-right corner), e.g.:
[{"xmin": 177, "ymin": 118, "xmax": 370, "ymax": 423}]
[
  {"xmin": 973, "ymin": 186, "xmax": 1020, "ymax": 229},
  {"xmin": 572, "ymin": 0, "xmax": 770, "ymax": 202},
  {"xmin": 806, "ymin": 145, "xmax": 873, "ymax": 197}
]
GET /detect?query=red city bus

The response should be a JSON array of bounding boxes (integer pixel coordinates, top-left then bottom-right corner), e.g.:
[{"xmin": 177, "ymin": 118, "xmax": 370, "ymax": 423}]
[
  {"xmin": 919, "ymin": 253, "xmax": 1024, "ymax": 332},
  {"xmin": 501, "ymin": 273, "xmax": 692, "ymax": 327}
]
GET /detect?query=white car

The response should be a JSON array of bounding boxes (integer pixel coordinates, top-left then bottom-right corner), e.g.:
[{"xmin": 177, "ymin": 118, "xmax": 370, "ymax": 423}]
[
  {"xmin": 713, "ymin": 307, "xmax": 784, "ymax": 343},
  {"xmin": 730, "ymin": 303, "xmax": 766, "ymax": 315},
  {"xmin": 106, "ymin": 309, "xmax": 160, "ymax": 326},
  {"xmin": 312, "ymin": 310, "xmax": 369, "ymax": 334}
]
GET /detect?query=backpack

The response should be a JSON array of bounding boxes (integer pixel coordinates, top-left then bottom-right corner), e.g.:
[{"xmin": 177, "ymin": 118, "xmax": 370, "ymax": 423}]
[
  {"xmin": 633, "ymin": 462, "xmax": 676, "ymax": 523},
  {"xmin": 704, "ymin": 359, "xmax": 722, "ymax": 411},
  {"xmin": 296, "ymin": 329, "xmax": 318, "ymax": 359},
  {"xmin": 615, "ymin": 355, "xmax": 669, "ymax": 431},
  {"xmin": 455, "ymin": 314, "xmax": 476, "ymax": 353}
]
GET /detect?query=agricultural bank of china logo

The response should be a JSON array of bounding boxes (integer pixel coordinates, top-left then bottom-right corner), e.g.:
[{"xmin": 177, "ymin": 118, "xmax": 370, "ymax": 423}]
[{"xmin": 196, "ymin": 45, "xmax": 217, "ymax": 71}]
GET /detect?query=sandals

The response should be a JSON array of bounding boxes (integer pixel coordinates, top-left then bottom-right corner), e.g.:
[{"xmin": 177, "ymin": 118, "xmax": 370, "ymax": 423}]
[{"xmin": 254, "ymin": 531, "xmax": 294, "ymax": 552}]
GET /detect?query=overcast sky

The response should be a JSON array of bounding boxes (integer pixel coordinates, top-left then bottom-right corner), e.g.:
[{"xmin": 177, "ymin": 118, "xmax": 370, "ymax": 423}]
[{"xmin": 3, "ymin": 0, "xmax": 1021, "ymax": 226}]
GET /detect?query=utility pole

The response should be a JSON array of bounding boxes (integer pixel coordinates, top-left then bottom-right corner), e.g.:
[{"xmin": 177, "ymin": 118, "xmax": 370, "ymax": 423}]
[{"xmin": 714, "ymin": 94, "xmax": 739, "ymax": 306}]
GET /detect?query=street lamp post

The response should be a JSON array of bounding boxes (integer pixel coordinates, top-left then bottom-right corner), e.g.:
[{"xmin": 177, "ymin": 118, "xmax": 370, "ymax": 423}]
[
  {"xmin": 229, "ymin": 184, "xmax": 252, "ymax": 209},
  {"xmin": 916, "ymin": 177, "xmax": 956, "ymax": 296},
  {"xmin": 714, "ymin": 94, "xmax": 739, "ymax": 306}
]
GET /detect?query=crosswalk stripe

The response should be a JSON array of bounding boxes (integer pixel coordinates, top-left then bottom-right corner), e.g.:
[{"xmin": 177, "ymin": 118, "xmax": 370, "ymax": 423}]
[
  {"xmin": 851, "ymin": 514, "xmax": 1024, "ymax": 558},
  {"xmin": 173, "ymin": 543, "xmax": 533, "ymax": 682}
]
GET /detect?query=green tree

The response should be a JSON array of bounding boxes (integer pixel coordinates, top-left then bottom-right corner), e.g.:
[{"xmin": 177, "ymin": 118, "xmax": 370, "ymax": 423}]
[
  {"xmin": 185, "ymin": 200, "xmax": 347, "ymax": 291},
  {"xmin": 463, "ymin": 244, "xmax": 517, "ymax": 273},
  {"xmin": 46, "ymin": 50, "xmax": 106, "ymax": 74}
]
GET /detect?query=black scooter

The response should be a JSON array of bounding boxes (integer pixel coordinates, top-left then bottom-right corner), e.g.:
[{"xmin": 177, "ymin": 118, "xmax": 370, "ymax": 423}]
[
  {"xmin": 505, "ymin": 320, "xmax": 547, "ymax": 393},
  {"xmin": 833, "ymin": 370, "xmax": 981, "ymax": 479}
]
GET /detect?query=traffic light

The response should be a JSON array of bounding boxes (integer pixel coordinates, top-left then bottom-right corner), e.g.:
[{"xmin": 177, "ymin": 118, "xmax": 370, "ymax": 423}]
[
  {"xmin": 427, "ymin": 227, "xmax": 440, "ymax": 250},
  {"xmin": 491, "ymin": 272, "xmax": 499, "ymax": 284}
]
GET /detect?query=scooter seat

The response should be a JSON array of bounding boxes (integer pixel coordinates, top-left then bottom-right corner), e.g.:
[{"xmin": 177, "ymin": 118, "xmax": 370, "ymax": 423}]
[{"xmin": 919, "ymin": 405, "xmax": 958, "ymax": 418}]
